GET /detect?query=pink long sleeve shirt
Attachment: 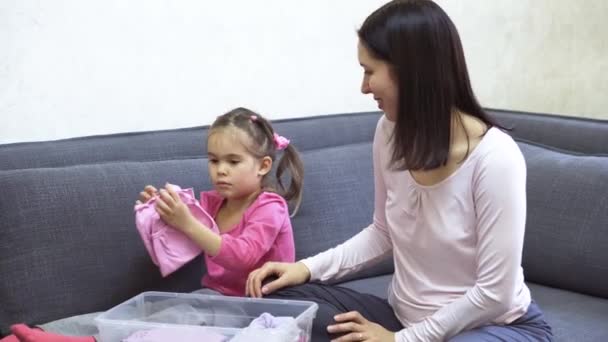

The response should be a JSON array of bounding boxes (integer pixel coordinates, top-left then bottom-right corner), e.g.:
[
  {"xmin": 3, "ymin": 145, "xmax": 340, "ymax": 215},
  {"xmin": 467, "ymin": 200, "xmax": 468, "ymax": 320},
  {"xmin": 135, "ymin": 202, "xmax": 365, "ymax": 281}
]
[
  {"xmin": 201, "ymin": 190, "xmax": 296, "ymax": 296},
  {"xmin": 301, "ymin": 116, "xmax": 531, "ymax": 341}
]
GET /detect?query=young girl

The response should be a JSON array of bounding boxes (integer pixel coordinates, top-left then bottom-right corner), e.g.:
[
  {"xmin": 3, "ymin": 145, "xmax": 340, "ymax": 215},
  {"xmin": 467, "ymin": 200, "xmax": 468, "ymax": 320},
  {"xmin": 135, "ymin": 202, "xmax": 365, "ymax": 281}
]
[
  {"xmin": 246, "ymin": 1, "xmax": 554, "ymax": 342},
  {"xmin": 5, "ymin": 107, "xmax": 304, "ymax": 342}
]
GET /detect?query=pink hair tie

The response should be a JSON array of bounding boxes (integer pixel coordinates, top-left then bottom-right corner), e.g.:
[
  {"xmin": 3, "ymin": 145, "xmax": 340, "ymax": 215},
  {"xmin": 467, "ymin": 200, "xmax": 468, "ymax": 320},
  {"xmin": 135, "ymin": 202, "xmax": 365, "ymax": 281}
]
[
  {"xmin": 250, "ymin": 115, "xmax": 258, "ymax": 121},
  {"xmin": 273, "ymin": 133, "xmax": 290, "ymax": 151}
]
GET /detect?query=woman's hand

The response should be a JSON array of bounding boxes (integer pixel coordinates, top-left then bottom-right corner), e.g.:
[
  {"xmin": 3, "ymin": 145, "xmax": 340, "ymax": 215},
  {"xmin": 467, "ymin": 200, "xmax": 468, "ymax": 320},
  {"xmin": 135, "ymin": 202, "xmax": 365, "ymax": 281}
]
[
  {"xmin": 155, "ymin": 185, "xmax": 196, "ymax": 232},
  {"xmin": 246, "ymin": 261, "xmax": 311, "ymax": 298},
  {"xmin": 328, "ymin": 311, "xmax": 395, "ymax": 342},
  {"xmin": 136, "ymin": 185, "xmax": 158, "ymax": 205}
]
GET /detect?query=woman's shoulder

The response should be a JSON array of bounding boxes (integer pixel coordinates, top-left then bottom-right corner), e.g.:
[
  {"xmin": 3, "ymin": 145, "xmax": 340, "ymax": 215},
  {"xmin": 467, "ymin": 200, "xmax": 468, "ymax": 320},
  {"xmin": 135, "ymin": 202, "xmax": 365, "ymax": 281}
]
[
  {"xmin": 473, "ymin": 127, "xmax": 526, "ymax": 173},
  {"xmin": 478, "ymin": 127, "xmax": 522, "ymax": 158}
]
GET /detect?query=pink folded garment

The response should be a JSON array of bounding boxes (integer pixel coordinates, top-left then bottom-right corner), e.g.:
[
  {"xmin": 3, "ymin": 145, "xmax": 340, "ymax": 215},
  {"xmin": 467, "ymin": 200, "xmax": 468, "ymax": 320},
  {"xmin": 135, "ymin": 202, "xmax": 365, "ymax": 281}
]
[{"xmin": 134, "ymin": 184, "xmax": 217, "ymax": 277}]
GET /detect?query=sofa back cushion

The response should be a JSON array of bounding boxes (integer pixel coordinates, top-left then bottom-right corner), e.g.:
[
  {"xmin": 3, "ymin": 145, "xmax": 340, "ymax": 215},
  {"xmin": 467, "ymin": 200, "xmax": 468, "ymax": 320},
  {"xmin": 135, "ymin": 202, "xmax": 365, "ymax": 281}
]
[
  {"xmin": 0, "ymin": 113, "xmax": 378, "ymax": 171},
  {"xmin": 0, "ymin": 160, "xmax": 209, "ymax": 333},
  {"xmin": 518, "ymin": 141, "xmax": 608, "ymax": 298},
  {"xmin": 489, "ymin": 109, "xmax": 608, "ymax": 155}
]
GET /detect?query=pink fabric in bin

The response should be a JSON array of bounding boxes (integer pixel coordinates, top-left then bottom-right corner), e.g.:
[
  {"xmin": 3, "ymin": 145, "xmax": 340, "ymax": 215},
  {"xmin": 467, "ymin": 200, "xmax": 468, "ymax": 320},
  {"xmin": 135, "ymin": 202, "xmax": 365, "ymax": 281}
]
[
  {"xmin": 124, "ymin": 327, "xmax": 226, "ymax": 342},
  {"xmin": 134, "ymin": 185, "xmax": 217, "ymax": 277}
]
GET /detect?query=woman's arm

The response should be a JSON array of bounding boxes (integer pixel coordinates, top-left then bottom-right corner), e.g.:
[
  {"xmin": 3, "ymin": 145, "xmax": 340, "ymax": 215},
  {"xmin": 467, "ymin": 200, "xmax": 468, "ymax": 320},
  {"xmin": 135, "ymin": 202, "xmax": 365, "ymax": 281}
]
[{"xmin": 301, "ymin": 118, "xmax": 393, "ymax": 283}]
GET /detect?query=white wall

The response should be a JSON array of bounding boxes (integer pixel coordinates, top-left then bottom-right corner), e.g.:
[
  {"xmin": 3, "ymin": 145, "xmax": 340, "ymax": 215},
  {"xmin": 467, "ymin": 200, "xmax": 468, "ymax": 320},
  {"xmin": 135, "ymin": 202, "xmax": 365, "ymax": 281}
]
[
  {"xmin": 2, "ymin": 1, "xmax": 606, "ymax": 144},
  {"xmin": 436, "ymin": 0, "xmax": 608, "ymax": 121},
  {"xmin": 1, "ymin": 0, "xmax": 385, "ymax": 144}
]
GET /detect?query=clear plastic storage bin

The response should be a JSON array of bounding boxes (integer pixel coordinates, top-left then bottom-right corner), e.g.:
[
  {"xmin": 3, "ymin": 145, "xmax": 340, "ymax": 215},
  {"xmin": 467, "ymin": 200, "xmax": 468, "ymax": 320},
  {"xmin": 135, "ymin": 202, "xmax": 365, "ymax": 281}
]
[{"xmin": 95, "ymin": 291, "xmax": 318, "ymax": 342}]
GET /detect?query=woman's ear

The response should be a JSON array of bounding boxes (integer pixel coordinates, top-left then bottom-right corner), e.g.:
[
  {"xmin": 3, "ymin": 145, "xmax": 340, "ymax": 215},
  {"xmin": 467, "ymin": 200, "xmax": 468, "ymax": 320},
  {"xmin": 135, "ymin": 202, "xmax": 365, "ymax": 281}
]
[{"xmin": 258, "ymin": 156, "xmax": 272, "ymax": 177}]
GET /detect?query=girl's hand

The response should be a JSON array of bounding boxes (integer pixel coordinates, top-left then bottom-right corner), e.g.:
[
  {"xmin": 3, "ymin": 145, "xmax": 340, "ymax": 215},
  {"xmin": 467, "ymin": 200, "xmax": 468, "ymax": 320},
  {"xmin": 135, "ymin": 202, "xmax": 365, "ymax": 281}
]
[
  {"xmin": 136, "ymin": 185, "xmax": 158, "ymax": 205},
  {"xmin": 246, "ymin": 261, "xmax": 311, "ymax": 298},
  {"xmin": 155, "ymin": 185, "xmax": 195, "ymax": 232},
  {"xmin": 327, "ymin": 311, "xmax": 395, "ymax": 342}
]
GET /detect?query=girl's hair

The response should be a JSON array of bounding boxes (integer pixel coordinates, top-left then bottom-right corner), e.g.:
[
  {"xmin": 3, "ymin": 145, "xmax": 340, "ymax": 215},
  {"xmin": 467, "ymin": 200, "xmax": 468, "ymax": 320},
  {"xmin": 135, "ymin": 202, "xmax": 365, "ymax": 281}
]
[
  {"xmin": 210, "ymin": 107, "xmax": 304, "ymax": 216},
  {"xmin": 358, "ymin": 0, "xmax": 504, "ymax": 171}
]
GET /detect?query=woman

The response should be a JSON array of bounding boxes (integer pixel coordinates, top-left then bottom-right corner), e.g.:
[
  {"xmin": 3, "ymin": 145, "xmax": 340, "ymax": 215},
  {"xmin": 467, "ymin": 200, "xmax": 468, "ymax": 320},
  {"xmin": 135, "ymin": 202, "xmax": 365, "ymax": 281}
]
[{"xmin": 246, "ymin": 0, "xmax": 554, "ymax": 341}]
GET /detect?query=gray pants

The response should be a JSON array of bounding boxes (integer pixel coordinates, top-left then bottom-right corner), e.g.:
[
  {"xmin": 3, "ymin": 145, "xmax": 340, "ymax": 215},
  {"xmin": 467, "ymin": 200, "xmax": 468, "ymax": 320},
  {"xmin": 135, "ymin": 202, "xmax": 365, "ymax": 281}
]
[
  {"xmin": 40, "ymin": 288, "xmax": 222, "ymax": 340},
  {"xmin": 267, "ymin": 283, "xmax": 554, "ymax": 342}
]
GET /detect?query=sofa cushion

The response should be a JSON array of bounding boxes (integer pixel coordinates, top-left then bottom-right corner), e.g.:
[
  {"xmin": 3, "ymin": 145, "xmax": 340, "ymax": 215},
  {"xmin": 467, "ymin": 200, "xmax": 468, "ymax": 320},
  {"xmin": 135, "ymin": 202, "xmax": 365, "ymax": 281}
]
[
  {"xmin": 0, "ymin": 160, "xmax": 209, "ymax": 332},
  {"xmin": 338, "ymin": 274, "xmax": 393, "ymax": 299},
  {"xmin": 489, "ymin": 109, "xmax": 608, "ymax": 155},
  {"xmin": 5, "ymin": 109, "xmax": 606, "ymax": 171},
  {"xmin": 0, "ymin": 112, "xmax": 379, "ymax": 171},
  {"xmin": 518, "ymin": 141, "xmax": 608, "ymax": 299},
  {"xmin": 527, "ymin": 283, "xmax": 608, "ymax": 342}
]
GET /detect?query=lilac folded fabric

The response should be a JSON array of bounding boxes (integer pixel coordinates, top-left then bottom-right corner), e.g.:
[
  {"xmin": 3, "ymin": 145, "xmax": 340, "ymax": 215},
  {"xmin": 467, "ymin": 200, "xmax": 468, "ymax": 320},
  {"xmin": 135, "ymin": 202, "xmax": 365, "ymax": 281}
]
[{"xmin": 134, "ymin": 184, "xmax": 217, "ymax": 277}]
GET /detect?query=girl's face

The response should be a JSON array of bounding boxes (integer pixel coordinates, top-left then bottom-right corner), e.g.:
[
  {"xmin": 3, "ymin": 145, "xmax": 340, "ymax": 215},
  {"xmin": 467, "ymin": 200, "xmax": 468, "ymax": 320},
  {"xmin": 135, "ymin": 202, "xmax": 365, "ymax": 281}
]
[
  {"xmin": 358, "ymin": 41, "xmax": 399, "ymax": 121},
  {"xmin": 207, "ymin": 127, "xmax": 270, "ymax": 200}
]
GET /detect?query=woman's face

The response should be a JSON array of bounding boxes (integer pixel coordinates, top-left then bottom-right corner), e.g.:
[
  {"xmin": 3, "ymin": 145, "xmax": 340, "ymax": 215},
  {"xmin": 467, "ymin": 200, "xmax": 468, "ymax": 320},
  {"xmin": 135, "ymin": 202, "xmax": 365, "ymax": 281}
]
[{"xmin": 358, "ymin": 41, "xmax": 398, "ymax": 121}]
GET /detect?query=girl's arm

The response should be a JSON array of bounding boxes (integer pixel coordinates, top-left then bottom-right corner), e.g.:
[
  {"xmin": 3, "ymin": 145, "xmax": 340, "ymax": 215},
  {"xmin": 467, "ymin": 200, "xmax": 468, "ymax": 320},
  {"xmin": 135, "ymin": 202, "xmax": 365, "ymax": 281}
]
[
  {"xmin": 155, "ymin": 187, "xmax": 222, "ymax": 256},
  {"xmin": 206, "ymin": 193, "xmax": 292, "ymax": 271},
  {"xmin": 180, "ymin": 219, "xmax": 222, "ymax": 256}
]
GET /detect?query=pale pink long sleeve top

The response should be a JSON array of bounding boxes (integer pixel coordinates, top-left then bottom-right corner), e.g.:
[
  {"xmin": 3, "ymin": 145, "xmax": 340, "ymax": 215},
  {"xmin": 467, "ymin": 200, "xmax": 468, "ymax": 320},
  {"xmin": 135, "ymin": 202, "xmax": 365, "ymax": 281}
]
[{"xmin": 301, "ymin": 116, "xmax": 531, "ymax": 341}]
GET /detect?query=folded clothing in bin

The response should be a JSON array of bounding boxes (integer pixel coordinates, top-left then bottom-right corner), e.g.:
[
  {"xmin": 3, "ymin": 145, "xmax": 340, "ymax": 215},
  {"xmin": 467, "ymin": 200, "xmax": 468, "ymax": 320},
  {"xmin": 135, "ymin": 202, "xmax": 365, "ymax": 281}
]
[
  {"xmin": 231, "ymin": 312, "xmax": 301, "ymax": 342},
  {"xmin": 139, "ymin": 297, "xmax": 248, "ymax": 327},
  {"xmin": 134, "ymin": 184, "xmax": 217, "ymax": 277},
  {"xmin": 124, "ymin": 327, "xmax": 226, "ymax": 342},
  {"xmin": 123, "ymin": 312, "xmax": 301, "ymax": 342}
]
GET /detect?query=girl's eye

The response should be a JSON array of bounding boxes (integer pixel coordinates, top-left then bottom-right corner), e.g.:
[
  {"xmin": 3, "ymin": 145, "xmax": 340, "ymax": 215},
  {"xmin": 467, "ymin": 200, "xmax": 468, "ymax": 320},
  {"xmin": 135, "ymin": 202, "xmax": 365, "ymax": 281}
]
[
  {"xmin": 209, "ymin": 159, "xmax": 218, "ymax": 164},
  {"xmin": 230, "ymin": 160, "xmax": 240, "ymax": 165}
]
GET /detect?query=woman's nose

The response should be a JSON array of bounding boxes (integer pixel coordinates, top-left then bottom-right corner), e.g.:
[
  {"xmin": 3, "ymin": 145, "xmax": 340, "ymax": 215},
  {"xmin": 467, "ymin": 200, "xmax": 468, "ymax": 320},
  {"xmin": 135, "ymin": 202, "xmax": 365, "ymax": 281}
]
[{"xmin": 361, "ymin": 79, "xmax": 371, "ymax": 94}]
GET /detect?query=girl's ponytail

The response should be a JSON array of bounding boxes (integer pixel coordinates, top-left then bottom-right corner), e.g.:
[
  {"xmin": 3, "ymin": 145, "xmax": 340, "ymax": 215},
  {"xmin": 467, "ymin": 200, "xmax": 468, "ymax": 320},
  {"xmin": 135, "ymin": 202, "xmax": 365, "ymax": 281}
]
[{"xmin": 275, "ymin": 143, "xmax": 304, "ymax": 217}]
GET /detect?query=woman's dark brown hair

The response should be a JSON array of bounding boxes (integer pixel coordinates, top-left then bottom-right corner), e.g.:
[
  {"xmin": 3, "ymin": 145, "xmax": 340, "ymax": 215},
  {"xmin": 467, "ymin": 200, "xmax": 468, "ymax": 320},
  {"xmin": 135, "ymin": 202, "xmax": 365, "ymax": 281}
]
[{"xmin": 358, "ymin": 0, "xmax": 503, "ymax": 170}]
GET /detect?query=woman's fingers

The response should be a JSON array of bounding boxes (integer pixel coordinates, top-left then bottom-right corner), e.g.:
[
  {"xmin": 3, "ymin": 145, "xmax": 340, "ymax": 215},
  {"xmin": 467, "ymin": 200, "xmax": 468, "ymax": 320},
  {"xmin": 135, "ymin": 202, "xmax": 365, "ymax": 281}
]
[
  {"xmin": 331, "ymin": 331, "xmax": 367, "ymax": 342},
  {"xmin": 246, "ymin": 269, "xmax": 261, "ymax": 297},
  {"xmin": 328, "ymin": 321, "xmax": 364, "ymax": 334},
  {"xmin": 246, "ymin": 262, "xmax": 287, "ymax": 298},
  {"xmin": 334, "ymin": 311, "xmax": 367, "ymax": 324}
]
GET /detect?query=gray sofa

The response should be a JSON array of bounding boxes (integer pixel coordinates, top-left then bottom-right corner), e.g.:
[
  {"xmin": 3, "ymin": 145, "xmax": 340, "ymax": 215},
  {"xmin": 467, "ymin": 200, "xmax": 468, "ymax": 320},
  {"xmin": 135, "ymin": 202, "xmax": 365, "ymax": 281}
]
[{"xmin": 1, "ymin": 109, "xmax": 607, "ymax": 341}]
